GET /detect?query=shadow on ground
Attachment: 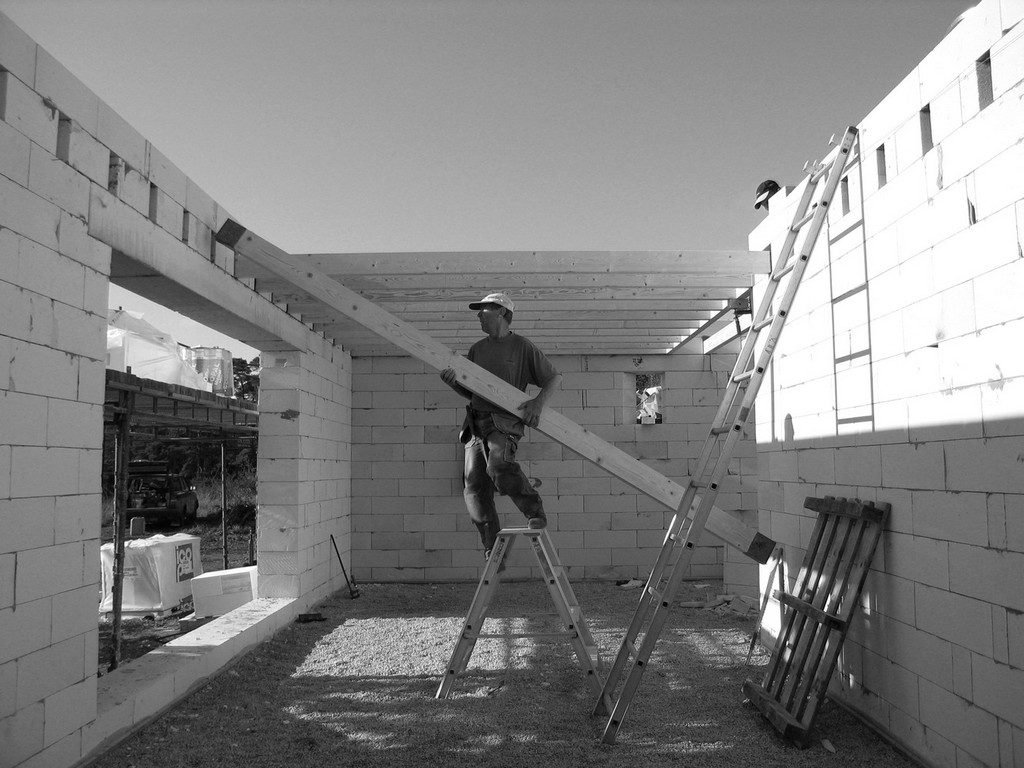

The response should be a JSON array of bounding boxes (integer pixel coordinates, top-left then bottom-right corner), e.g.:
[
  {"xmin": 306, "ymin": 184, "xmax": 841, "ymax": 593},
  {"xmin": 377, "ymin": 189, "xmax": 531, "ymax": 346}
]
[{"xmin": 89, "ymin": 582, "xmax": 914, "ymax": 768}]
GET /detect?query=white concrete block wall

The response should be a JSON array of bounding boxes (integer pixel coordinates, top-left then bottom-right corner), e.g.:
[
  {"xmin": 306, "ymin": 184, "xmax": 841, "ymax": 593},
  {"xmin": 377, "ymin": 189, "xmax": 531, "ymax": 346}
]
[
  {"xmin": 0, "ymin": 11, "xmax": 355, "ymax": 768},
  {"xmin": 256, "ymin": 345, "xmax": 352, "ymax": 603},
  {"xmin": 749, "ymin": 2, "xmax": 1024, "ymax": 765},
  {"xmin": 350, "ymin": 349, "xmax": 758, "ymax": 584}
]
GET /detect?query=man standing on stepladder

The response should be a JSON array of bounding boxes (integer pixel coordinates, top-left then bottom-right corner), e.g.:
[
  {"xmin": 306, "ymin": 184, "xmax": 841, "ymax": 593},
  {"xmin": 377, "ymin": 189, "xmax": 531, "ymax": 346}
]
[{"xmin": 440, "ymin": 292, "xmax": 562, "ymax": 563}]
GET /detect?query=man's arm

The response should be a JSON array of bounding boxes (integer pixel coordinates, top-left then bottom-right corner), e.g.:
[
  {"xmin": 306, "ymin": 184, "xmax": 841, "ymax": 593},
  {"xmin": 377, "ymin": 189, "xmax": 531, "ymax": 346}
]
[{"xmin": 518, "ymin": 373, "xmax": 562, "ymax": 428}]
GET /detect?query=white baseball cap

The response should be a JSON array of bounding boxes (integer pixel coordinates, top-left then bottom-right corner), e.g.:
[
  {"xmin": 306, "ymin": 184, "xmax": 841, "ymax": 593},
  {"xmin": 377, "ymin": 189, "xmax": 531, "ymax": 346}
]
[{"xmin": 469, "ymin": 292, "xmax": 514, "ymax": 312}]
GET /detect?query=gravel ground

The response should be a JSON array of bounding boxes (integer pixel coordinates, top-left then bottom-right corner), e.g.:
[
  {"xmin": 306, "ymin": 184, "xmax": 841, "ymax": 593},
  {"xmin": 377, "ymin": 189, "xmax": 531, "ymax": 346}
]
[{"xmin": 89, "ymin": 581, "xmax": 915, "ymax": 768}]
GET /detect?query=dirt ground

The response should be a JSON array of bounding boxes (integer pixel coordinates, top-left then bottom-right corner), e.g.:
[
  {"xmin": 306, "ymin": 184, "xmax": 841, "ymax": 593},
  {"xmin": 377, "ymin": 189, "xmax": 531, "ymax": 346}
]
[
  {"xmin": 97, "ymin": 520, "xmax": 254, "ymax": 675},
  {"xmin": 89, "ymin": 580, "xmax": 916, "ymax": 768}
]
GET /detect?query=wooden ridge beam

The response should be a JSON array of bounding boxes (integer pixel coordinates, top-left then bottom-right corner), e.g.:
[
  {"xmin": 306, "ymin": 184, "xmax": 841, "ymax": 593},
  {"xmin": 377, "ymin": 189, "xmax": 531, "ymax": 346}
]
[{"xmin": 217, "ymin": 221, "xmax": 772, "ymax": 563}]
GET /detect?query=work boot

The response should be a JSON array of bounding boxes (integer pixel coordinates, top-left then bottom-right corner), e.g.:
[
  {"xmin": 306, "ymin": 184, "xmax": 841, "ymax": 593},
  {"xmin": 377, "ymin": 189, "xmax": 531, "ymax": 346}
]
[{"xmin": 527, "ymin": 513, "xmax": 547, "ymax": 530}]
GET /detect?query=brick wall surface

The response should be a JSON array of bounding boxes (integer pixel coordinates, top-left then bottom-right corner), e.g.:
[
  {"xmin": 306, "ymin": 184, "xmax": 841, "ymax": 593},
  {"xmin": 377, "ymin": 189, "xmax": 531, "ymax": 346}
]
[
  {"xmin": 0, "ymin": 11, "xmax": 352, "ymax": 768},
  {"xmin": 748, "ymin": 2, "xmax": 1024, "ymax": 765},
  {"xmin": 350, "ymin": 350, "xmax": 758, "ymax": 585}
]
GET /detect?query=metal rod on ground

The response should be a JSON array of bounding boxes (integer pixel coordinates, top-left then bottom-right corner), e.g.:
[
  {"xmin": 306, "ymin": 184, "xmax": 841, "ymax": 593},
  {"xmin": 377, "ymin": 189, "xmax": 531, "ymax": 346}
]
[
  {"xmin": 330, "ymin": 534, "xmax": 359, "ymax": 598},
  {"xmin": 221, "ymin": 438, "xmax": 228, "ymax": 570},
  {"xmin": 109, "ymin": 389, "xmax": 134, "ymax": 672}
]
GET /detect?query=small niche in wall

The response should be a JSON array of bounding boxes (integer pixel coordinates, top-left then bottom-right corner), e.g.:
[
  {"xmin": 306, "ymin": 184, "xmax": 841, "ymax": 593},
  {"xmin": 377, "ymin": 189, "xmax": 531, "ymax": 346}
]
[
  {"xmin": 876, "ymin": 144, "xmax": 887, "ymax": 188},
  {"xmin": 920, "ymin": 105, "xmax": 933, "ymax": 153},
  {"xmin": 977, "ymin": 51, "xmax": 993, "ymax": 110},
  {"xmin": 635, "ymin": 372, "xmax": 663, "ymax": 425}
]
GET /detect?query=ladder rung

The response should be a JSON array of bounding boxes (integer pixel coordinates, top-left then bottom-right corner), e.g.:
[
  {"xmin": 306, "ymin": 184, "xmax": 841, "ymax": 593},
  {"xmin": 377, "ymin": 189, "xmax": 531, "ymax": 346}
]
[
  {"xmin": 710, "ymin": 425, "xmax": 730, "ymax": 435},
  {"xmin": 809, "ymin": 163, "xmax": 830, "ymax": 183},
  {"xmin": 752, "ymin": 316, "xmax": 773, "ymax": 332},
  {"xmin": 471, "ymin": 630, "xmax": 577, "ymax": 640},
  {"xmin": 733, "ymin": 369, "xmax": 754, "ymax": 383},
  {"xmin": 790, "ymin": 206, "xmax": 816, "ymax": 231},
  {"xmin": 771, "ymin": 262, "xmax": 795, "ymax": 281}
]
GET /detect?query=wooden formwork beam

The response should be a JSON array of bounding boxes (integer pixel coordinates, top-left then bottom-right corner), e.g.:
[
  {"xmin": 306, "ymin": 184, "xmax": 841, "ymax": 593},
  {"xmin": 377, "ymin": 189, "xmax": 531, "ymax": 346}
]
[{"xmin": 217, "ymin": 221, "xmax": 774, "ymax": 563}]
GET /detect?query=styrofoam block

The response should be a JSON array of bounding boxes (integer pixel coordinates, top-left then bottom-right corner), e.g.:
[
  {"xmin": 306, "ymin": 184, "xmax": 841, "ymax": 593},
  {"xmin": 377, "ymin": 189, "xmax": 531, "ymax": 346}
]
[
  {"xmin": 118, "ymin": 167, "xmax": 149, "ymax": 215},
  {"xmin": 895, "ymin": 179, "xmax": 970, "ymax": 263},
  {"xmin": 940, "ymin": 318, "xmax": 1024, "ymax": 389},
  {"xmin": 973, "ymin": 141, "xmax": 1024, "ymax": 222},
  {"xmin": 0, "ymin": 71, "xmax": 57, "ymax": 150},
  {"xmin": 28, "ymin": 143, "xmax": 89, "ymax": 219},
  {"xmin": 146, "ymin": 144, "xmax": 187, "ymax": 205},
  {"xmin": 947, "ymin": 435, "xmax": 1024, "ymax": 495},
  {"xmin": 906, "ymin": 388, "xmax": 983, "ymax": 442},
  {"xmin": 880, "ymin": 441, "xmax": 945, "ymax": 491},
  {"xmin": 918, "ymin": 1, "xmax": 1002, "ymax": 104},
  {"xmin": 913, "ymin": 490, "xmax": 990, "ymax": 547},
  {"xmin": 34, "ymin": 46, "xmax": 98, "ymax": 135},
  {"xmin": 940, "ymin": 78, "xmax": 1024, "ymax": 184},
  {"xmin": 184, "ymin": 177, "xmax": 216, "ymax": 228},
  {"xmin": 7, "ymin": 341, "xmax": 79, "ymax": 401},
  {"xmin": 15, "ymin": 634, "xmax": 87, "ymax": 710},
  {"xmin": 971, "ymin": 654, "xmax": 1024, "ymax": 729},
  {"xmin": 16, "ymin": 236, "xmax": 86, "ymax": 309},
  {"xmin": 0, "ymin": 390, "xmax": 46, "ymax": 446},
  {"xmin": 920, "ymin": 678, "xmax": 1000, "ymax": 765},
  {"xmin": 191, "ymin": 566, "xmax": 258, "ymax": 618},
  {"xmin": 860, "ymin": 68, "xmax": 923, "ymax": 163},
  {"xmin": 151, "ymin": 186, "xmax": 184, "ymax": 237},
  {"xmin": 0, "ymin": 117, "xmax": 30, "ymax": 184},
  {"xmin": 64, "ymin": 121, "xmax": 109, "ymax": 187},
  {"xmin": 0, "ymin": 174, "xmax": 60, "ymax": 251},
  {"xmin": 980, "ymin": 374, "xmax": 1024, "ymax": 437},
  {"xmin": 95, "ymin": 101, "xmax": 146, "ymax": 171},
  {"xmin": 975, "ymin": 258, "xmax": 1024, "ymax": 330}
]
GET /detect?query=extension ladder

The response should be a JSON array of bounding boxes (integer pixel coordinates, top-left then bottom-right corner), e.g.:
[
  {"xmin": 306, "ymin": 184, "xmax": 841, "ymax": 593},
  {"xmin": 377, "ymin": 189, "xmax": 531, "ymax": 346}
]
[
  {"xmin": 436, "ymin": 527, "xmax": 605, "ymax": 701},
  {"xmin": 594, "ymin": 127, "xmax": 859, "ymax": 743}
]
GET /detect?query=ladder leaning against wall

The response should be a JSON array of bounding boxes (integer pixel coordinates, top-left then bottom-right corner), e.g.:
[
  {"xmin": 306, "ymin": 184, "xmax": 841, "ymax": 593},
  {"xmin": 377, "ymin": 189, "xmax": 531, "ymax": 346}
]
[{"xmin": 594, "ymin": 126, "xmax": 859, "ymax": 744}]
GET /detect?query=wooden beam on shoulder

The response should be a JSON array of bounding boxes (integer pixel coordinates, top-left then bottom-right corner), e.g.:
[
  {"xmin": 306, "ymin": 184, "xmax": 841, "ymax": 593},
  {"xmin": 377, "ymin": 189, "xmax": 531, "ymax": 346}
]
[{"xmin": 216, "ymin": 221, "xmax": 774, "ymax": 563}]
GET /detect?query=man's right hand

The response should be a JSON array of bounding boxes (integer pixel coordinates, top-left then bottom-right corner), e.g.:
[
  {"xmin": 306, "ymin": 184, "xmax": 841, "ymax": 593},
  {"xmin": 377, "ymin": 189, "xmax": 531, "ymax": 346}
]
[{"xmin": 440, "ymin": 368, "xmax": 457, "ymax": 386}]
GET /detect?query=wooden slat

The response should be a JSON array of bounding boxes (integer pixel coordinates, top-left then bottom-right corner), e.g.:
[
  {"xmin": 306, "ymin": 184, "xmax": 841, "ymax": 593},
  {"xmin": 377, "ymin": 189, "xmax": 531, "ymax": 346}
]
[
  {"xmin": 217, "ymin": 220, "xmax": 773, "ymax": 561},
  {"xmin": 293, "ymin": 250, "xmax": 771, "ymax": 276}
]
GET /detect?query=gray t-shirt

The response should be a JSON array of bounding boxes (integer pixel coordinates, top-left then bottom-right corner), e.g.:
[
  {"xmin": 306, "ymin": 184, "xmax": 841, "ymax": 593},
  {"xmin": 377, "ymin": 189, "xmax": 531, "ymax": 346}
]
[{"xmin": 466, "ymin": 332, "xmax": 558, "ymax": 415}]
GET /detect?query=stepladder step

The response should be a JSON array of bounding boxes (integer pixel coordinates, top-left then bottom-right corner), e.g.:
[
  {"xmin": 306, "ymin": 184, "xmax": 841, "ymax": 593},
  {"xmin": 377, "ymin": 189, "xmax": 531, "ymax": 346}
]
[{"xmin": 436, "ymin": 527, "xmax": 605, "ymax": 700}]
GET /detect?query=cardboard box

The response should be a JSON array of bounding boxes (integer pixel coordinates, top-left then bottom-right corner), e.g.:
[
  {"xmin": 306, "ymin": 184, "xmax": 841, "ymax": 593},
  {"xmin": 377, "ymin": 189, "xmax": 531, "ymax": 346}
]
[{"xmin": 191, "ymin": 565, "xmax": 258, "ymax": 617}]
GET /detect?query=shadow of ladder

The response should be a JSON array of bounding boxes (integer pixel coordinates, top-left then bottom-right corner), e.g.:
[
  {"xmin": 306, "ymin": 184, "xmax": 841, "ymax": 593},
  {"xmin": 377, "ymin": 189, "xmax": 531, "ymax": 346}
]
[{"xmin": 435, "ymin": 527, "xmax": 606, "ymax": 703}]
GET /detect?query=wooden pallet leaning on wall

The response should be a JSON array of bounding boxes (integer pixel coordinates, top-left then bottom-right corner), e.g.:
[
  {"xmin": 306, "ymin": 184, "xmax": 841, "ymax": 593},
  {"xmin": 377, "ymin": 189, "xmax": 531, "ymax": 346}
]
[{"xmin": 742, "ymin": 495, "xmax": 889, "ymax": 746}]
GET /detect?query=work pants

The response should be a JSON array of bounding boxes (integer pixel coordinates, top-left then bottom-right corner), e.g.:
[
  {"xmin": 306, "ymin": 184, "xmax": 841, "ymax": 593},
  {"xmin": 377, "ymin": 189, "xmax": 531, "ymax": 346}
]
[{"xmin": 463, "ymin": 411, "xmax": 544, "ymax": 552}]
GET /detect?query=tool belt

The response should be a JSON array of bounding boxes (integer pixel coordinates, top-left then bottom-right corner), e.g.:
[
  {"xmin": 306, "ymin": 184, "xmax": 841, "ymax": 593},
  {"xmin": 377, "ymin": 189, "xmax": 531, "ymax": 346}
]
[{"xmin": 460, "ymin": 406, "xmax": 525, "ymax": 444}]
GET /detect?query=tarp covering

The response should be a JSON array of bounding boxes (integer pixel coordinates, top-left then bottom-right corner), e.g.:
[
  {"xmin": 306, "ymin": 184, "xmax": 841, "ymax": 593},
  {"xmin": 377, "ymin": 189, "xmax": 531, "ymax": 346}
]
[
  {"xmin": 106, "ymin": 309, "xmax": 212, "ymax": 391},
  {"xmin": 99, "ymin": 533, "xmax": 203, "ymax": 615}
]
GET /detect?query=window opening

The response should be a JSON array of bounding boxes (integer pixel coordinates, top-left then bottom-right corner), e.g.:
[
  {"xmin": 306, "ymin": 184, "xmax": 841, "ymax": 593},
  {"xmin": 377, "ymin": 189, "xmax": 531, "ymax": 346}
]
[{"xmin": 635, "ymin": 373, "xmax": 664, "ymax": 425}]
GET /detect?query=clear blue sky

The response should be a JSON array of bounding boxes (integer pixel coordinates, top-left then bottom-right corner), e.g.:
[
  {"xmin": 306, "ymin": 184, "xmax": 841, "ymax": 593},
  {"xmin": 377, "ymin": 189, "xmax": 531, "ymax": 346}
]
[{"xmin": 1, "ymin": 0, "xmax": 971, "ymax": 357}]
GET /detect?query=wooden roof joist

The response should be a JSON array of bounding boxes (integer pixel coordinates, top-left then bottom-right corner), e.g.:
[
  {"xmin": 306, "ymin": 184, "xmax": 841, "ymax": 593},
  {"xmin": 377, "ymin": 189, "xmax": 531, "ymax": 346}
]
[{"xmin": 217, "ymin": 220, "xmax": 774, "ymax": 564}]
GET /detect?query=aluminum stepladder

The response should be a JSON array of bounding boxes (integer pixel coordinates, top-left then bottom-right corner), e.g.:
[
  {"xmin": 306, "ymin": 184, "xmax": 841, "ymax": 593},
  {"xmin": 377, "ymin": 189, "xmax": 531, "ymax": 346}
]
[
  {"xmin": 594, "ymin": 127, "xmax": 859, "ymax": 744},
  {"xmin": 436, "ymin": 527, "xmax": 606, "ymax": 702}
]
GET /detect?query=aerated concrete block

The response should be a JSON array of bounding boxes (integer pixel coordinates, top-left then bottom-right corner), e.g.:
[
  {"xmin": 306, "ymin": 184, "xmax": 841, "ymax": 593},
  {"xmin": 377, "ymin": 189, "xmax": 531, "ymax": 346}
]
[
  {"xmin": 0, "ymin": 71, "xmax": 57, "ymax": 151},
  {"xmin": 28, "ymin": 143, "xmax": 89, "ymax": 219},
  {"xmin": 0, "ymin": 116, "xmax": 29, "ymax": 184}
]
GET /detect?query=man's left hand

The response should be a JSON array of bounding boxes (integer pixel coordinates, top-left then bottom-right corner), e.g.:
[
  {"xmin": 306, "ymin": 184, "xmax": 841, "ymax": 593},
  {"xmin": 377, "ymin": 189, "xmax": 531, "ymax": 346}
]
[{"xmin": 518, "ymin": 397, "xmax": 544, "ymax": 428}]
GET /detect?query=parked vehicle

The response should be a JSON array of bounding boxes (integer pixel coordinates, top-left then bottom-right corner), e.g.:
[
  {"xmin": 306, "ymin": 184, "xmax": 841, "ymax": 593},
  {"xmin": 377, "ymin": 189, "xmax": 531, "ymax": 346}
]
[{"xmin": 126, "ymin": 461, "xmax": 199, "ymax": 526}]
